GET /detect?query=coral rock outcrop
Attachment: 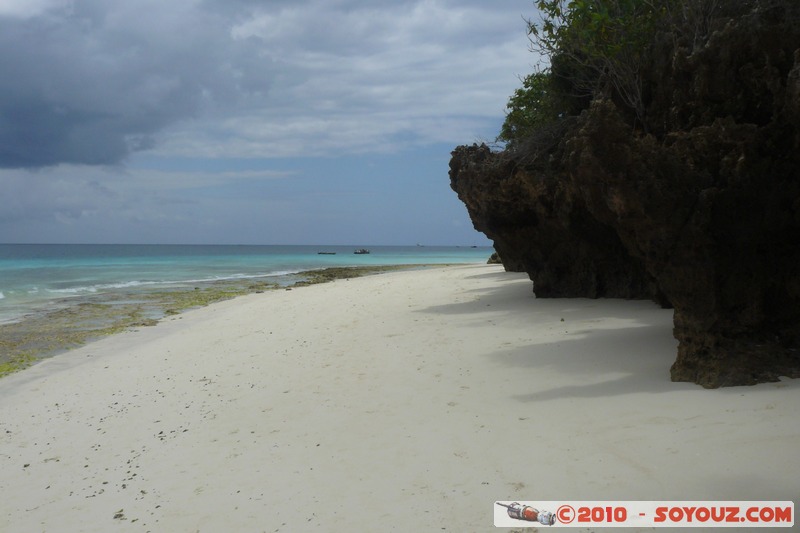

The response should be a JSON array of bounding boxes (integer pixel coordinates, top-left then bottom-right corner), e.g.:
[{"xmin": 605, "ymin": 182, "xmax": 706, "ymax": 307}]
[{"xmin": 450, "ymin": 3, "xmax": 800, "ymax": 387}]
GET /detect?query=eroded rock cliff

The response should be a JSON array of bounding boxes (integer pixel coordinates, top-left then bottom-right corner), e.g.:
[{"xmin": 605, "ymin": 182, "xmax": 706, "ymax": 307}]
[{"xmin": 450, "ymin": 2, "xmax": 800, "ymax": 387}]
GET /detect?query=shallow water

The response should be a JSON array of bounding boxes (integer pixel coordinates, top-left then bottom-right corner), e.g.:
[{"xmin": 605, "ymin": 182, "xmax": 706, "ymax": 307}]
[
  {"xmin": 0, "ymin": 244, "xmax": 493, "ymax": 324},
  {"xmin": 0, "ymin": 244, "xmax": 494, "ymax": 375}
]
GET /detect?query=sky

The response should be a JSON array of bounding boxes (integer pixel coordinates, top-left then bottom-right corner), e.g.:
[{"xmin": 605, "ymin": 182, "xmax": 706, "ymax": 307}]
[{"xmin": 0, "ymin": 0, "xmax": 541, "ymax": 245}]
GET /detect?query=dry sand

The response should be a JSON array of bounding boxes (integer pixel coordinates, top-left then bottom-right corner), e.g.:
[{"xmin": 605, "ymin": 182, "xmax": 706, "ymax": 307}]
[{"xmin": 1, "ymin": 264, "xmax": 798, "ymax": 532}]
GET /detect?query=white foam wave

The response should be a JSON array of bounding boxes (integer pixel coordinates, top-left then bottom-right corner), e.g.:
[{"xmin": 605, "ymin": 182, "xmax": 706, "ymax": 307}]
[
  {"xmin": 44, "ymin": 271, "xmax": 299, "ymax": 295},
  {"xmin": 48, "ymin": 280, "xmax": 169, "ymax": 294},
  {"xmin": 48, "ymin": 286, "xmax": 100, "ymax": 294},
  {"xmin": 0, "ymin": 291, "xmax": 4, "ymax": 300},
  {"xmin": 157, "ymin": 271, "xmax": 308, "ymax": 284}
]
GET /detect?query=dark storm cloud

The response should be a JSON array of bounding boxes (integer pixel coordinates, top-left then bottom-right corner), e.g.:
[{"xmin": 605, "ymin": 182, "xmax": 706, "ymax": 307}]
[
  {"xmin": 1, "ymin": 1, "xmax": 535, "ymax": 244},
  {"xmin": 0, "ymin": 1, "xmax": 272, "ymax": 168},
  {"xmin": 0, "ymin": 0, "xmax": 536, "ymax": 168}
]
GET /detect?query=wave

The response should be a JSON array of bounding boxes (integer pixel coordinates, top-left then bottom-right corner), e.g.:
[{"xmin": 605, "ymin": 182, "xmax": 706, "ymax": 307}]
[
  {"xmin": 0, "ymin": 291, "xmax": 4, "ymax": 299},
  {"xmin": 43, "ymin": 270, "xmax": 304, "ymax": 296}
]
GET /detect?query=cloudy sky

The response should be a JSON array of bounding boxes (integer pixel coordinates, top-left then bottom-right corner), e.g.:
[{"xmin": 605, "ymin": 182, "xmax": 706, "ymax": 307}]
[{"xmin": 0, "ymin": 0, "xmax": 540, "ymax": 245}]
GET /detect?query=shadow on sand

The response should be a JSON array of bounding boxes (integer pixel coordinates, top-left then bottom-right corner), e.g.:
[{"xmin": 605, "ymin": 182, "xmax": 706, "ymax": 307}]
[
  {"xmin": 422, "ymin": 270, "xmax": 799, "ymax": 399},
  {"xmin": 420, "ymin": 270, "xmax": 690, "ymax": 400}
]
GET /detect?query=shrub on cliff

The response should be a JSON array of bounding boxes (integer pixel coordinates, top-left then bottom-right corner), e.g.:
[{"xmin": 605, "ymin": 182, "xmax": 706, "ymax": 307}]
[
  {"xmin": 506, "ymin": 1, "xmax": 758, "ymax": 139},
  {"xmin": 500, "ymin": 1, "xmax": 666, "ymax": 146},
  {"xmin": 498, "ymin": 70, "xmax": 561, "ymax": 146},
  {"xmin": 528, "ymin": 0, "xmax": 669, "ymax": 131}
]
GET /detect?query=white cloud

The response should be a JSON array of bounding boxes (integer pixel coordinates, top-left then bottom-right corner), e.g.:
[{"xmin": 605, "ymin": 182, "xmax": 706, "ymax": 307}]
[
  {"xmin": 0, "ymin": 0, "xmax": 536, "ymax": 244},
  {"xmin": 1, "ymin": 0, "xmax": 540, "ymax": 166},
  {"xmin": 159, "ymin": 0, "xmax": 539, "ymax": 158},
  {"xmin": 0, "ymin": 163, "xmax": 301, "ymax": 243},
  {"xmin": 0, "ymin": 0, "xmax": 70, "ymax": 18}
]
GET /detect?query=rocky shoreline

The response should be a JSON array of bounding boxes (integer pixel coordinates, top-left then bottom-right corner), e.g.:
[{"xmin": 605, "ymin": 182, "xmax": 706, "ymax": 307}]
[{"xmin": 0, "ymin": 265, "xmax": 415, "ymax": 378}]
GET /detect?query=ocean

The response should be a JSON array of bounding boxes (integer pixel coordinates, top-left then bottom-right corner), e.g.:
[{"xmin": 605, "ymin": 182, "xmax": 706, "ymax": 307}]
[{"xmin": 0, "ymin": 244, "xmax": 494, "ymax": 325}]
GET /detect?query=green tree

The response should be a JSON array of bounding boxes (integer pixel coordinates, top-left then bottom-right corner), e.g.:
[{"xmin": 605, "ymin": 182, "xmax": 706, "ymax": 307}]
[
  {"xmin": 498, "ymin": 70, "xmax": 560, "ymax": 145},
  {"xmin": 527, "ymin": 0, "xmax": 670, "ymax": 131}
]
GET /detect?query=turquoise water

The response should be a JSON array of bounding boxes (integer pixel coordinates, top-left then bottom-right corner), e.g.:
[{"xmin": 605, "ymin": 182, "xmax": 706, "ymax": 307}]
[{"xmin": 0, "ymin": 244, "xmax": 494, "ymax": 324}]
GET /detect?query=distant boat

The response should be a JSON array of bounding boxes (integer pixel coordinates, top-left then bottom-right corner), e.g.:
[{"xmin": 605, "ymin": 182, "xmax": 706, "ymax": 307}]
[
  {"xmin": 353, "ymin": 249, "xmax": 370, "ymax": 255},
  {"xmin": 317, "ymin": 252, "xmax": 336, "ymax": 255}
]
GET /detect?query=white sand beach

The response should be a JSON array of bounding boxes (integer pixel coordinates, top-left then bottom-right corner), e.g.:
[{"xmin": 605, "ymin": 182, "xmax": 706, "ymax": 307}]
[{"xmin": 1, "ymin": 264, "xmax": 798, "ymax": 532}]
